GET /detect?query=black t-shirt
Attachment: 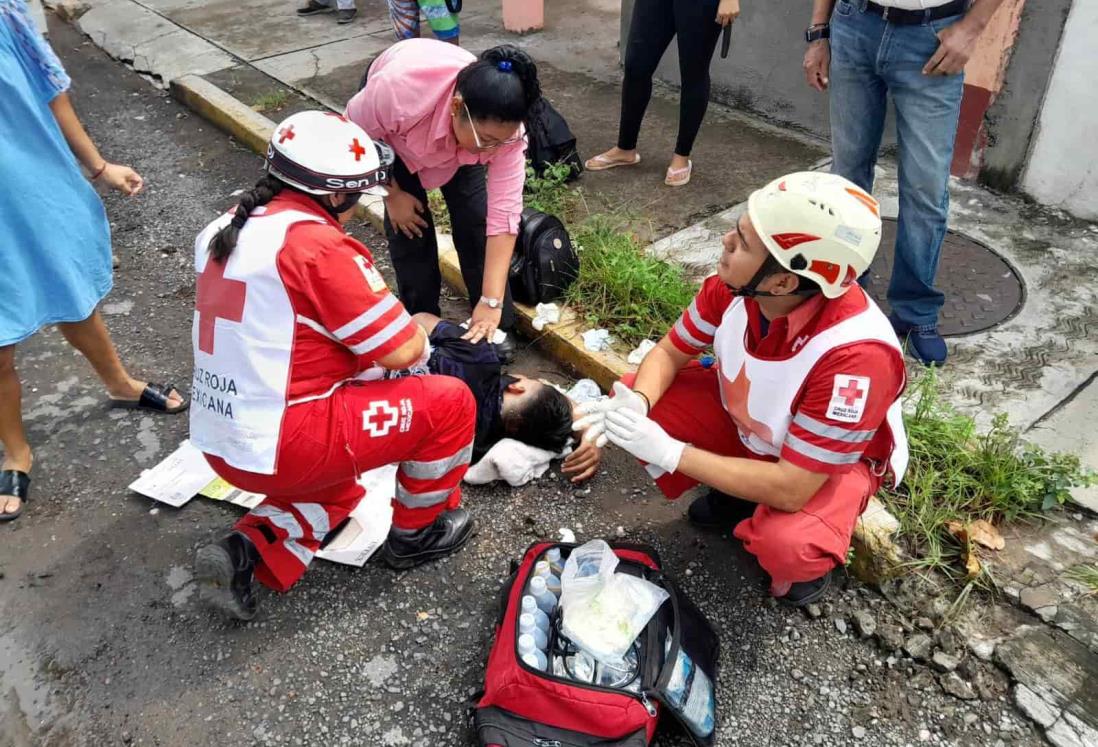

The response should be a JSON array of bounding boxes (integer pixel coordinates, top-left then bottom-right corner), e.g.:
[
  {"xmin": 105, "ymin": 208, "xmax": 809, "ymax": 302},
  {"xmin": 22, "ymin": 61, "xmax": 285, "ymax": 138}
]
[{"xmin": 427, "ymin": 321, "xmax": 512, "ymax": 460}]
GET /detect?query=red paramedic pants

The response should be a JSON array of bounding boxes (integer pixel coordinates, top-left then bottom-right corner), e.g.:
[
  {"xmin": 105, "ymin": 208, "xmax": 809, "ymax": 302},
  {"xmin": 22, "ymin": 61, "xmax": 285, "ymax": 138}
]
[
  {"xmin": 621, "ymin": 363, "xmax": 881, "ymax": 591},
  {"xmin": 206, "ymin": 375, "xmax": 475, "ymax": 592}
]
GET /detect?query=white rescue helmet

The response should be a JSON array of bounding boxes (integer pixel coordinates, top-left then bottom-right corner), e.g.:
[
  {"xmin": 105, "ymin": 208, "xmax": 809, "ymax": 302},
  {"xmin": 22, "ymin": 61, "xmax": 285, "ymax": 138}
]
[
  {"xmin": 265, "ymin": 110, "xmax": 393, "ymax": 197},
  {"xmin": 747, "ymin": 171, "xmax": 882, "ymax": 298}
]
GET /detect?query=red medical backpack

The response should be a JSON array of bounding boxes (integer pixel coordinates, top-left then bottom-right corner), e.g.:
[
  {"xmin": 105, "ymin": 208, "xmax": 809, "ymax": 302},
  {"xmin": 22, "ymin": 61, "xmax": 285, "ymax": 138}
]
[{"xmin": 473, "ymin": 540, "xmax": 720, "ymax": 746}]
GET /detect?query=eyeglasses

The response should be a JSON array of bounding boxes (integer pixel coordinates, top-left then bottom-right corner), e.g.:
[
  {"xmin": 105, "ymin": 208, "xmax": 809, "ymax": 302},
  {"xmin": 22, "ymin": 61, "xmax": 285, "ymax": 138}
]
[{"xmin": 464, "ymin": 102, "xmax": 523, "ymax": 150}]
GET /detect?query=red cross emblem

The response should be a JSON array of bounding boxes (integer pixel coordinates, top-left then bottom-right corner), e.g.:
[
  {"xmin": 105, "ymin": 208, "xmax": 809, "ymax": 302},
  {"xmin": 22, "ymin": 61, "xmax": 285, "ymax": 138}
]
[
  {"xmin": 277, "ymin": 125, "xmax": 295, "ymax": 144},
  {"xmin": 195, "ymin": 259, "xmax": 247, "ymax": 355},
  {"xmin": 837, "ymin": 379, "xmax": 865, "ymax": 406},
  {"xmin": 362, "ymin": 401, "xmax": 399, "ymax": 437},
  {"xmin": 349, "ymin": 138, "xmax": 367, "ymax": 161}
]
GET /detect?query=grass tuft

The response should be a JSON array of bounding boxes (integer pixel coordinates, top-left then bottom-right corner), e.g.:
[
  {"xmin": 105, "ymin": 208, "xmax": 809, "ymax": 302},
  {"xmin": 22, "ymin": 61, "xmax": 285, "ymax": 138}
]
[
  {"xmin": 881, "ymin": 368, "xmax": 1095, "ymax": 580},
  {"xmin": 1066, "ymin": 564, "xmax": 1098, "ymax": 595},
  {"xmin": 251, "ymin": 89, "xmax": 290, "ymax": 113}
]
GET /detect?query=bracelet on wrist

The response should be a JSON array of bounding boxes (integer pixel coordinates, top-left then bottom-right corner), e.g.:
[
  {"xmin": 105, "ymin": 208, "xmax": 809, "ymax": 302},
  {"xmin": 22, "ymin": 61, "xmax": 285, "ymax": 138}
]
[
  {"xmin": 90, "ymin": 161, "xmax": 108, "ymax": 180},
  {"xmin": 635, "ymin": 390, "xmax": 651, "ymax": 414}
]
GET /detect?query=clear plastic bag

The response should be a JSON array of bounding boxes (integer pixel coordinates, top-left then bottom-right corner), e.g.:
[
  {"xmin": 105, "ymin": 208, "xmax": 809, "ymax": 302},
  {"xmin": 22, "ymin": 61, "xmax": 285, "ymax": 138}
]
[{"xmin": 559, "ymin": 540, "xmax": 669, "ymax": 664}]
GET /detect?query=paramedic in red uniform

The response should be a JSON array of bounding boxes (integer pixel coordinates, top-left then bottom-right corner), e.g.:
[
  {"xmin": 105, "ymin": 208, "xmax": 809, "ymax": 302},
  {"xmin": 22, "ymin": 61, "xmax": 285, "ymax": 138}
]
[
  {"xmin": 578, "ymin": 171, "xmax": 909, "ymax": 606},
  {"xmin": 190, "ymin": 111, "xmax": 476, "ymax": 621}
]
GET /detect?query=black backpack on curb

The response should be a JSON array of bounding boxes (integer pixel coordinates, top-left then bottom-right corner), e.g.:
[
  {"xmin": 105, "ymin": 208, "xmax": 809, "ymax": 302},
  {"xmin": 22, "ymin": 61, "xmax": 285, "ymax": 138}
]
[
  {"xmin": 525, "ymin": 97, "xmax": 583, "ymax": 181},
  {"xmin": 509, "ymin": 208, "xmax": 580, "ymax": 305}
]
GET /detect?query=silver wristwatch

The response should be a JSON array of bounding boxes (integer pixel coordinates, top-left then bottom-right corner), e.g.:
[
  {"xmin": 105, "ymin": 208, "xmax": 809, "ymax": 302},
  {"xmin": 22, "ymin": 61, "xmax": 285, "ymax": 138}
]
[{"xmin": 479, "ymin": 296, "xmax": 502, "ymax": 309}]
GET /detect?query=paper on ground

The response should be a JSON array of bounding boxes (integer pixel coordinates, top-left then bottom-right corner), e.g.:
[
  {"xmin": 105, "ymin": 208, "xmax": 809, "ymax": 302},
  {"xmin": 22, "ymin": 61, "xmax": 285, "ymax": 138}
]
[{"xmin": 129, "ymin": 441, "xmax": 393, "ymax": 566}]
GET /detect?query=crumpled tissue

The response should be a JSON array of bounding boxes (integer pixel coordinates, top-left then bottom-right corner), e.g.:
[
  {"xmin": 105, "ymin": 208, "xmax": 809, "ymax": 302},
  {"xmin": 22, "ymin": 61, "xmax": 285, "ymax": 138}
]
[
  {"xmin": 581, "ymin": 328, "xmax": 611, "ymax": 352},
  {"xmin": 627, "ymin": 339, "xmax": 657, "ymax": 365},
  {"xmin": 532, "ymin": 302, "xmax": 561, "ymax": 331},
  {"xmin": 566, "ymin": 378, "xmax": 602, "ymax": 404}
]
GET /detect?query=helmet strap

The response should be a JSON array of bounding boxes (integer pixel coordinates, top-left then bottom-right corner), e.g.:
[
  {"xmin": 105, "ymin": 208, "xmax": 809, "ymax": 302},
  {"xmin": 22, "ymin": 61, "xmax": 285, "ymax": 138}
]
[
  {"xmin": 313, "ymin": 192, "xmax": 363, "ymax": 219},
  {"xmin": 726, "ymin": 253, "xmax": 820, "ymax": 298}
]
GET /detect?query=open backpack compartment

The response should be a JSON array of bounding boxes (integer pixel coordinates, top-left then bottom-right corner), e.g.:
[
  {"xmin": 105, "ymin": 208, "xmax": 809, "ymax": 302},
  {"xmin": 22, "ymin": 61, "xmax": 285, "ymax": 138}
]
[{"xmin": 473, "ymin": 540, "xmax": 721, "ymax": 746}]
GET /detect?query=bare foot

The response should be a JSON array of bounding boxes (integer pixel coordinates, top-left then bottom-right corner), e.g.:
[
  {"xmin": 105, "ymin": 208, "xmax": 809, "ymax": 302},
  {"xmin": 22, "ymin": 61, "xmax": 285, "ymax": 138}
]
[{"xmin": 1, "ymin": 449, "xmax": 32, "ymax": 516}]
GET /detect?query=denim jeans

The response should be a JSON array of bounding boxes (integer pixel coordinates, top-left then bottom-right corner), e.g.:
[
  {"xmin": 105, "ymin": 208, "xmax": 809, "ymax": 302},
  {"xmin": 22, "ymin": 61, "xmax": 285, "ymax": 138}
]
[{"xmin": 829, "ymin": 0, "xmax": 965, "ymax": 328}]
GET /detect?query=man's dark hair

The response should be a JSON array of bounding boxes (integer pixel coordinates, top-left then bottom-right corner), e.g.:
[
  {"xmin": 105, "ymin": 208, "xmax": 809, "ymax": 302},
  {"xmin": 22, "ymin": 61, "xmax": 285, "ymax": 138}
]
[{"xmin": 502, "ymin": 385, "xmax": 573, "ymax": 453}]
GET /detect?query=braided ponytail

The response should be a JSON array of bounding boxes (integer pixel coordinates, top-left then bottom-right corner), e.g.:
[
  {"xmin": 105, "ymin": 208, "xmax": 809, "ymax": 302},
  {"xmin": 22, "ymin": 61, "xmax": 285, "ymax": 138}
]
[{"xmin": 207, "ymin": 175, "xmax": 284, "ymax": 262}]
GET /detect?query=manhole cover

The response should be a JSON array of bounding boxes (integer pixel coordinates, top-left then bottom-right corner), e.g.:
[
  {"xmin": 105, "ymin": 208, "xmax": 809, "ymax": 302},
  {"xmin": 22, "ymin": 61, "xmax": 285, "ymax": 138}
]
[{"xmin": 865, "ymin": 218, "xmax": 1024, "ymax": 337}]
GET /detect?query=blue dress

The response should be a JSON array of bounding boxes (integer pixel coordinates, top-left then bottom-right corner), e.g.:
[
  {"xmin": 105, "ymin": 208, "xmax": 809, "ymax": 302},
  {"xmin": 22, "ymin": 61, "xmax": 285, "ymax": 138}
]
[{"xmin": 0, "ymin": 0, "xmax": 112, "ymax": 346}]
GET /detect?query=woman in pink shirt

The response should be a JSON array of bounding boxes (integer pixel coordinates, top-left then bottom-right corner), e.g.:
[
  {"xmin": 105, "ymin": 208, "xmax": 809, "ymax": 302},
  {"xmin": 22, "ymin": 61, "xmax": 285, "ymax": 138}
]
[{"xmin": 346, "ymin": 40, "xmax": 541, "ymax": 345}]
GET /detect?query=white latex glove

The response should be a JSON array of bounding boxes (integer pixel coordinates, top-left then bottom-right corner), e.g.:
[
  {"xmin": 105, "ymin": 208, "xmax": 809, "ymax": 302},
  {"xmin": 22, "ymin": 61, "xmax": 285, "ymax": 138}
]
[
  {"xmin": 572, "ymin": 382, "xmax": 649, "ymax": 448},
  {"xmin": 605, "ymin": 409, "xmax": 686, "ymax": 474}
]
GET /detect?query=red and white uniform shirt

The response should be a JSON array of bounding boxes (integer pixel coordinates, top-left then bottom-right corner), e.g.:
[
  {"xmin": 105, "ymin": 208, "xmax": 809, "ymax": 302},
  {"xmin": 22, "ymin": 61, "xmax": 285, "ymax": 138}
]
[
  {"xmin": 191, "ymin": 191, "xmax": 418, "ymax": 474},
  {"xmin": 669, "ymin": 276, "xmax": 909, "ymax": 483}
]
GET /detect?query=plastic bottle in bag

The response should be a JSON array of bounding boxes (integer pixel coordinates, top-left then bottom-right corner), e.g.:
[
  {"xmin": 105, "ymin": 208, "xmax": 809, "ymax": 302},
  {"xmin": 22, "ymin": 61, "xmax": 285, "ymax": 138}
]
[
  {"xmin": 534, "ymin": 560, "xmax": 562, "ymax": 596},
  {"xmin": 521, "ymin": 595, "xmax": 550, "ymax": 633},
  {"xmin": 544, "ymin": 547, "xmax": 564, "ymax": 576},
  {"xmin": 519, "ymin": 612, "xmax": 548, "ymax": 651},
  {"xmin": 518, "ymin": 634, "xmax": 547, "ymax": 670},
  {"xmin": 529, "ymin": 575, "xmax": 557, "ymax": 616}
]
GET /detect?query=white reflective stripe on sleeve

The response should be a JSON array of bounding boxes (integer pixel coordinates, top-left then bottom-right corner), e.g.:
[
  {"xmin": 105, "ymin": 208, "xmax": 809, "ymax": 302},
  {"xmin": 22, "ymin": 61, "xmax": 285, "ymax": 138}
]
[
  {"xmin": 686, "ymin": 299, "xmax": 717, "ymax": 337},
  {"xmin": 792, "ymin": 413, "xmax": 877, "ymax": 444},
  {"xmin": 783, "ymin": 433, "xmax": 862, "ymax": 465},
  {"xmin": 292, "ymin": 502, "xmax": 331, "ymax": 538},
  {"xmin": 394, "ymin": 483, "xmax": 454, "ymax": 509},
  {"xmin": 295, "ymin": 314, "xmax": 339, "ymax": 343},
  {"xmin": 400, "ymin": 441, "xmax": 474, "ymax": 481},
  {"xmin": 250, "ymin": 504, "xmax": 304, "ymax": 538},
  {"xmin": 673, "ymin": 318, "xmax": 707, "ymax": 350},
  {"xmin": 284, "ymin": 539, "xmax": 315, "ymax": 567},
  {"xmin": 348, "ymin": 312, "xmax": 413, "ymax": 356},
  {"xmin": 333, "ymin": 294, "xmax": 399, "ymax": 340}
]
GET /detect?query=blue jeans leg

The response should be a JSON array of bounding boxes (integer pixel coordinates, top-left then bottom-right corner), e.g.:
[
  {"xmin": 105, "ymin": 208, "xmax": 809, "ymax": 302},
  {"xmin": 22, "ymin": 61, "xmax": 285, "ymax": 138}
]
[
  {"xmin": 882, "ymin": 17, "xmax": 965, "ymax": 327},
  {"xmin": 828, "ymin": 2, "xmax": 888, "ymax": 195}
]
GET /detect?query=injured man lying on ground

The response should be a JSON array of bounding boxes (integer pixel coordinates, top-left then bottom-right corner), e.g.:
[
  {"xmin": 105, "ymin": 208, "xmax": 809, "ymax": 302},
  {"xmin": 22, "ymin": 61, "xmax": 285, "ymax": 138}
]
[{"xmin": 406, "ymin": 312, "xmax": 604, "ymax": 486}]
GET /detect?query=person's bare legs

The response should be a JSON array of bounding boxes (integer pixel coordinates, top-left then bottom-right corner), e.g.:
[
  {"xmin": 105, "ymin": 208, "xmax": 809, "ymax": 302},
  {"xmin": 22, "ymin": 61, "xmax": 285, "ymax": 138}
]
[
  {"xmin": 56, "ymin": 310, "xmax": 183, "ymax": 408},
  {"xmin": 0, "ymin": 344, "xmax": 32, "ymax": 515}
]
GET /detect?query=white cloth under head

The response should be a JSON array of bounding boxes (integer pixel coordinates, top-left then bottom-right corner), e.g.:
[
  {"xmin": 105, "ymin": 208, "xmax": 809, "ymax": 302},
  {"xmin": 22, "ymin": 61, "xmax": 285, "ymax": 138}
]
[{"xmin": 463, "ymin": 438, "xmax": 567, "ymax": 487}]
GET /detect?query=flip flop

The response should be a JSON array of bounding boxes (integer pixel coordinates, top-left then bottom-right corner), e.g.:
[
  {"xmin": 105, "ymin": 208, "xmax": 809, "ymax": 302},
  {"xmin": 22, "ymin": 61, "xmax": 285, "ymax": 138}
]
[
  {"xmin": 584, "ymin": 152, "xmax": 641, "ymax": 172},
  {"xmin": 665, "ymin": 160, "xmax": 692, "ymax": 187},
  {"xmin": 109, "ymin": 382, "xmax": 189, "ymax": 414},
  {"xmin": 0, "ymin": 470, "xmax": 30, "ymax": 523}
]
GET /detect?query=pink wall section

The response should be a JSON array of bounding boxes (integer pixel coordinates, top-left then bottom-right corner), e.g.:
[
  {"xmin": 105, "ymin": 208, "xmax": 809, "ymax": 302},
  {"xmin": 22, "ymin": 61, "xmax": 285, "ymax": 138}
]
[{"xmin": 951, "ymin": 0, "xmax": 1026, "ymax": 177}]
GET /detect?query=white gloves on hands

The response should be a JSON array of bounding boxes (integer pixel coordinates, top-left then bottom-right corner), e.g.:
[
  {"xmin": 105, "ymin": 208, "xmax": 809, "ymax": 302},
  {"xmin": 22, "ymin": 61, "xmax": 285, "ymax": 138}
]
[
  {"xmin": 572, "ymin": 382, "xmax": 649, "ymax": 448},
  {"xmin": 604, "ymin": 409, "xmax": 687, "ymax": 474}
]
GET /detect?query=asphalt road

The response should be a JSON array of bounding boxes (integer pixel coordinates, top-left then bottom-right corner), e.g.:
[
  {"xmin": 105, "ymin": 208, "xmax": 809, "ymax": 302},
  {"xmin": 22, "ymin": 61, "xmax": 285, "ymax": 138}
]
[{"xmin": 0, "ymin": 18, "xmax": 1040, "ymax": 747}]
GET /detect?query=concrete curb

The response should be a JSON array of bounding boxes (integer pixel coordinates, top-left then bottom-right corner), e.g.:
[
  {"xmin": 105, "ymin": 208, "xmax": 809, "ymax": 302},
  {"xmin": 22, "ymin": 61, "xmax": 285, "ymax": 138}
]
[{"xmin": 168, "ymin": 73, "xmax": 902, "ymax": 584}]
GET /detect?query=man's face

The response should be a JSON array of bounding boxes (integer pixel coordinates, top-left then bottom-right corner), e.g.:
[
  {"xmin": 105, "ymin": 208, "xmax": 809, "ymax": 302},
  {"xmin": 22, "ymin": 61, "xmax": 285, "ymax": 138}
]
[{"xmin": 717, "ymin": 214, "xmax": 771, "ymax": 290}]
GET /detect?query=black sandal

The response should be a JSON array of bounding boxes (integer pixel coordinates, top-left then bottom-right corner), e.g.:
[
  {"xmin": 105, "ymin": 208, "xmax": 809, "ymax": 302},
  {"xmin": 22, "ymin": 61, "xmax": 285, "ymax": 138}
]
[
  {"xmin": 0, "ymin": 470, "xmax": 30, "ymax": 523},
  {"xmin": 109, "ymin": 382, "xmax": 189, "ymax": 414}
]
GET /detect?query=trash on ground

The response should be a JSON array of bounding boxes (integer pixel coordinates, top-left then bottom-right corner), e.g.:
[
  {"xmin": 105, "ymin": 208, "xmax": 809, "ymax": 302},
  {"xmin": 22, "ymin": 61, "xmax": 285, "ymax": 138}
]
[
  {"xmin": 627, "ymin": 339, "xmax": 656, "ymax": 365},
  {"xmin": 532, "ymin": 302, "xmax": 561, "ymax": 331},
  {"xmin": 581, "ymin": 328, "xmax": 611, "ymax": 352},
  {"xmin": 566, "ymin": 378, "xmax": 602, "ymax": 404}
]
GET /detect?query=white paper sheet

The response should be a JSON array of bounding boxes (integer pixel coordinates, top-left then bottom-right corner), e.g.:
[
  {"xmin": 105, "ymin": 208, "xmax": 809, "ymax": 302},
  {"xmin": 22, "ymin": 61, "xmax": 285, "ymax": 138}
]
[{"xmin": 130, "ymin": 442, "xmax": 394, "ymax": 566}]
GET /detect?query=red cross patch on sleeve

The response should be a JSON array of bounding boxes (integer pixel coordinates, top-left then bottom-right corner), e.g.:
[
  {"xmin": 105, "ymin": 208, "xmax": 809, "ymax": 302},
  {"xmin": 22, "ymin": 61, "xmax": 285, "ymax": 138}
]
[
  {"xmin": 354, "ymin": 255, "xmax": 388, "ymax": 292},
  {"xmin": 827, "ymin": 374, "xmax": 870, "ymax": 423}
]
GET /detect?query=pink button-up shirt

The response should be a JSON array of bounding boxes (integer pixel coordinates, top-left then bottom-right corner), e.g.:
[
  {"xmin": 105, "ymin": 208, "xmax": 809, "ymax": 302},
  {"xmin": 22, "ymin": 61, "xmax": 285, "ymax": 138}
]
[{"xmin": 345, "ymin": 39, "xmax": 526, "ymax": 237}]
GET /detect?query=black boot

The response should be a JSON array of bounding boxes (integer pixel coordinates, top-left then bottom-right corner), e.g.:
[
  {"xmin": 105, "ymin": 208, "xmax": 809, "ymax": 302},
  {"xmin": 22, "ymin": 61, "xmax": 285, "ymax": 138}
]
[
  {"xmin": 380, "ymin": 508, "xmax": 474, "ymax": 570},
  {"xmin": 687, "ymin": 489, "xmax": 756, "ymax": 529},
  {"xmin": 195, "ymin": 532, "xmax": 260, "ymax": 621},
  {"xmin": 780, "ymin": 571, "xmax": 832, "ymax": 607}
]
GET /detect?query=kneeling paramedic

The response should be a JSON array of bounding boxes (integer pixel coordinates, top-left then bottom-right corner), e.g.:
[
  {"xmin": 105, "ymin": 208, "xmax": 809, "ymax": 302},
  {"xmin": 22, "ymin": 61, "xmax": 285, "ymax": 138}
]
[
  {"xmin": 191, "ymin": 111, "xmax": 477, "ymax": 620},
  {"xmin": 578, "ymin": 172, "xmax": 908, "ymax": 606}
]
